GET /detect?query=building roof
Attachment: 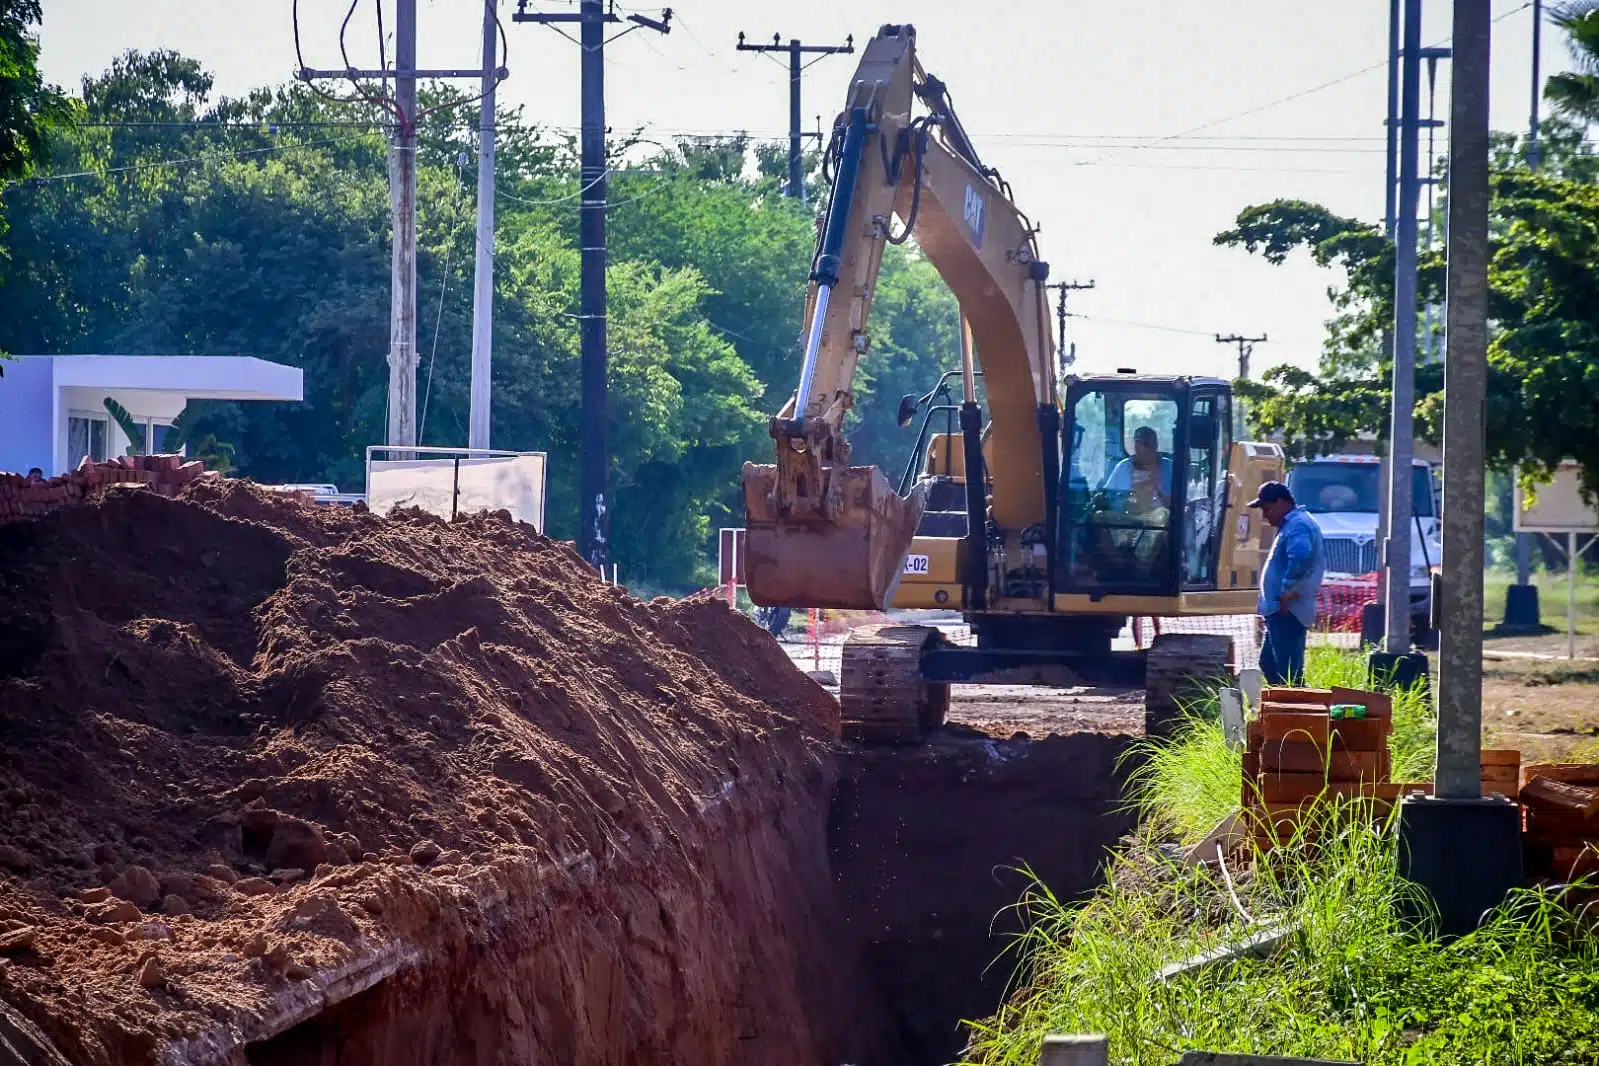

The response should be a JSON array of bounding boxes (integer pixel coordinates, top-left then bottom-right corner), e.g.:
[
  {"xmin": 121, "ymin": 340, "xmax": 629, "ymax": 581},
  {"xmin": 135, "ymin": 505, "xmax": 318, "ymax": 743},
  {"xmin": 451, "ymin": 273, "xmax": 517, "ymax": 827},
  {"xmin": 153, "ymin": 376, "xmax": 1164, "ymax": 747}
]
[{"xmin": 19, "ymin": 355, "xmax": 303, "ymax": 402}]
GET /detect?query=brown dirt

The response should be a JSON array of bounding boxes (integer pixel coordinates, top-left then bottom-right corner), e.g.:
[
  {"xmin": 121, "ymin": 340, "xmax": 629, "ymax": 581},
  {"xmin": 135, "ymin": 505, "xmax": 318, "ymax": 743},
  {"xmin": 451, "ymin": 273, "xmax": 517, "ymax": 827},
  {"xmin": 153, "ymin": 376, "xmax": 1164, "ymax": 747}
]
[
  {"xmin": 1479, "ymin": 654, "xmax": 1599, "ymax": 762},
  {"xmin": 0, "ymin": 481, "xmax": 887, "ymax": 1065},
  {"xmin": 829, "ymin": 731, "xmax": 1139, "ymax": 1065}
]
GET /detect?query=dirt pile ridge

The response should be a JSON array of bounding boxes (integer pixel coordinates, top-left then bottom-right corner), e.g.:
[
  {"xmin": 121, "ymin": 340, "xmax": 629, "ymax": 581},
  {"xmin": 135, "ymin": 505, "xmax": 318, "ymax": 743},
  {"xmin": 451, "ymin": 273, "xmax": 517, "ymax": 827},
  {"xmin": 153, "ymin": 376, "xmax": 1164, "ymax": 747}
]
[{"xmin": 0, "ymin": 481, "xmax": 876, "ymax": 1065}]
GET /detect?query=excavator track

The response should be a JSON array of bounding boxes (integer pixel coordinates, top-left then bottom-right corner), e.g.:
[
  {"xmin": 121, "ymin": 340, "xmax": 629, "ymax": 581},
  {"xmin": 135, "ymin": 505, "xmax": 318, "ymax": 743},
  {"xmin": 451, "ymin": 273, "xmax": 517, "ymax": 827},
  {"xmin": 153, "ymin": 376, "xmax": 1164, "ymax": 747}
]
[
  {"xmin": 1144, "ymin": 633, "xmax": 1234, "ymax": 739},
  {"xmin": 839, "ymin": 624, "xmax": 951, "ymax": 745}
]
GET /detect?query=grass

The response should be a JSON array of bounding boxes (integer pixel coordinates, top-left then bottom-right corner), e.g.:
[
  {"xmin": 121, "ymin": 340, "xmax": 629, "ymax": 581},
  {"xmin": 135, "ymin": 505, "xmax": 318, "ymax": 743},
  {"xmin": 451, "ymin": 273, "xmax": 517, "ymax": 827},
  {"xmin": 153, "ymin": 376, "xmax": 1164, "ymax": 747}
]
[
  {"xmin": 962, "ymin": 647, "xmax": 1599, "ymax": 1065},
  {"xmin": 1124, "ymin": 646, "xmax": 1438, "ymax": 847},
  {"xmin": 1485, "ymin": 567, "xmax": 1599, "ymax": 636},
  {"xmin": 960, "ymin": 817, "xmax": 1599, "ymax": 1065}
]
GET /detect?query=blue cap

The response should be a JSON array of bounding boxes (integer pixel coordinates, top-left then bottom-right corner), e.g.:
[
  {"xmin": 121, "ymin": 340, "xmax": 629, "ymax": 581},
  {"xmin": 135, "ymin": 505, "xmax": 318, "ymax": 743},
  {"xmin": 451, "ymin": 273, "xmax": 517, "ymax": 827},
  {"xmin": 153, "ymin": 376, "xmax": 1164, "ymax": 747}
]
[{"xmin": 1248, "ymin": 481, "xmax": 1294, "ymax": 508}]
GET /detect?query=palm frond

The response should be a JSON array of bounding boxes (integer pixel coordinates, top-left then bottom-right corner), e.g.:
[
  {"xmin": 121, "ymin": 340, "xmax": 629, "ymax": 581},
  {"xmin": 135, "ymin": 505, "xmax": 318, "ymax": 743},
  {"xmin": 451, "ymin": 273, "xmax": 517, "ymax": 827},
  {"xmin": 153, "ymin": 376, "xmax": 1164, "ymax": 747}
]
[{"xmin": 101, "ymin": 397, "xmax": 144, "ymax": 456}]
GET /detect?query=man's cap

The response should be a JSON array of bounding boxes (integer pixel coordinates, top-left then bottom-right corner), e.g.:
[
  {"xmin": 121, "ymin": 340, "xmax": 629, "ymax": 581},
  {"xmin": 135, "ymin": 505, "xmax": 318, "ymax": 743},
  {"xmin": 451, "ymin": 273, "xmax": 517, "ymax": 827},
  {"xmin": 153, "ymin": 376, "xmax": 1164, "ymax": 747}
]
[{"xmin": 1248, "ymin": 481, "xmax": 1294, "ymax": 508}]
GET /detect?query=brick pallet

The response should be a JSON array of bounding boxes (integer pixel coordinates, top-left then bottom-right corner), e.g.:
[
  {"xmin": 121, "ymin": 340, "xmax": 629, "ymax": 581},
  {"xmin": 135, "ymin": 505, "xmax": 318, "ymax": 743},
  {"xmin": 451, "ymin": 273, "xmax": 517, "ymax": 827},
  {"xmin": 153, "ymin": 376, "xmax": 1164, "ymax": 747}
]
[
  {"xmin": 1519, "ymin": 764, "xmax": 1599, "ymax": 880},
  {"xmin": 1242, "ymin": 685, "xmax": 1519, "ymax": 850},
  {"xmin": 0, "ymin": 454, "xmax": 211, "ymax": 524}
]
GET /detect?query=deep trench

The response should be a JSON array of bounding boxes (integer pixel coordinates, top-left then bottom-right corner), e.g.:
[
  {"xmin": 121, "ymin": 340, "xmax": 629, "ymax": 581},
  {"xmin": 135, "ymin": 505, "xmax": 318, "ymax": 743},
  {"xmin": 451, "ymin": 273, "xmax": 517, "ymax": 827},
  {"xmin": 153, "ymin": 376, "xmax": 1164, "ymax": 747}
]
[{"xmin": 241, "ymin": 731, "xmax": 1137, "ymax": 1066}]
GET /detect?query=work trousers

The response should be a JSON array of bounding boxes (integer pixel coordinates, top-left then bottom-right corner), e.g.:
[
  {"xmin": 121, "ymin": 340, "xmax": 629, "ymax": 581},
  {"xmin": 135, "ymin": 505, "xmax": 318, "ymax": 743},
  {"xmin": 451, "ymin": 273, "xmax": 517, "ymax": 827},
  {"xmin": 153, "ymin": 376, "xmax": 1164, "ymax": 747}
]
[{"xmin": 1260, "ymin": 612, "xmax": 1307, "ymax": 685}]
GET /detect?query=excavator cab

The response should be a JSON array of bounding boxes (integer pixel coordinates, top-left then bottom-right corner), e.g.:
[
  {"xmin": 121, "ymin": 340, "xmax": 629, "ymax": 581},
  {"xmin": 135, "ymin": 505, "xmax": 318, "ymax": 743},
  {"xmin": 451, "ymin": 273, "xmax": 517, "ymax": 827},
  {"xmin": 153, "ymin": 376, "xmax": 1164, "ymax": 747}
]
[{"xmin": 1057, "ymin": 375, "xmax": 1235, "ymax": 599}]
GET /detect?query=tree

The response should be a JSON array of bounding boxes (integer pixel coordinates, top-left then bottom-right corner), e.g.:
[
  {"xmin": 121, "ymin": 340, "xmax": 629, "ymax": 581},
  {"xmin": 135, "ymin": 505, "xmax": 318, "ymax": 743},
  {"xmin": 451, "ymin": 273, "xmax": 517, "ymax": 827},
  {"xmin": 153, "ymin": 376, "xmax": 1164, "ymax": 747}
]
[
  {"xmin": 1214, "ymin": 170, "xmax": 1599, "ymax": 499},
  {"xmin": 0, "ymin": 1, "xmax": 73, "ymax": 182},
  {"xmin": 1545, "ymin": 2, "xmax": 1599, "ymax": 125}
]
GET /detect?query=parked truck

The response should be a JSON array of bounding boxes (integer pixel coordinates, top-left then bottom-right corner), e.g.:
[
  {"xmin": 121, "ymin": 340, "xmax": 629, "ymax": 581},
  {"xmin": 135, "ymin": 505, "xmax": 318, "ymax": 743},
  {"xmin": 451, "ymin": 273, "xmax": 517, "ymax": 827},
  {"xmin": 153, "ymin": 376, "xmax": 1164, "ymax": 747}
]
[{"xmin": 1286, "ymin": 454, "xmax": 1441, "ymax": 634}]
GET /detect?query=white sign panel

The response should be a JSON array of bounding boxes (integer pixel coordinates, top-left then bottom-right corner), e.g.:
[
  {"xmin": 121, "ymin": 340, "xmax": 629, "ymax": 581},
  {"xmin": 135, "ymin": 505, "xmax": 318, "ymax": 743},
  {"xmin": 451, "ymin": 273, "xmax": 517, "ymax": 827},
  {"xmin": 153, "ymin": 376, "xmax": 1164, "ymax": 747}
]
[
  {"xmin": 903, "ymin": 553, "xmax": 930, "ymax": 575},
  {"xmin": 1514, "ymin": 461, "xmax": 1598, "ymax": 534},
  {"xmin": 368, "ymin": 454, "xmax": 547, "ymax": 531}
]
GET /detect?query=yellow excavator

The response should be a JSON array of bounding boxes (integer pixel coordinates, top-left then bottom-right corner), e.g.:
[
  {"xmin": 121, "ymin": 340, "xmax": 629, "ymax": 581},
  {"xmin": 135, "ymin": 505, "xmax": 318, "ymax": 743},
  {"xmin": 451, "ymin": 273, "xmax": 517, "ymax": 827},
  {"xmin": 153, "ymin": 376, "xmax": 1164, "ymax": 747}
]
[{"xmin": 743, "ymin": 24, "xmax": 1286, "ymax": 742}]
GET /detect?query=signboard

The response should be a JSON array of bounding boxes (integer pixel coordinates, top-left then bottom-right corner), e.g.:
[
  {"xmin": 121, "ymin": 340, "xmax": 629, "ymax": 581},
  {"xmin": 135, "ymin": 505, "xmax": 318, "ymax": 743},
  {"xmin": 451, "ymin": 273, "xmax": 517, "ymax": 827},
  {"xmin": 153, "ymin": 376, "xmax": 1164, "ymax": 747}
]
[
  {"xmin": 1515, "ymin": 461, "xmax": 1598, "ymax": 534},
  {"xmin": 366, "ymin": 448, "xmax": 547, "ymax": 531},
  {"xmin": 903, "ymin": 553, "xmax": 930, "ymax": 575},
  {"xmin": 718, "ymin": 527, "xmax": 747, "ymax": 587}
]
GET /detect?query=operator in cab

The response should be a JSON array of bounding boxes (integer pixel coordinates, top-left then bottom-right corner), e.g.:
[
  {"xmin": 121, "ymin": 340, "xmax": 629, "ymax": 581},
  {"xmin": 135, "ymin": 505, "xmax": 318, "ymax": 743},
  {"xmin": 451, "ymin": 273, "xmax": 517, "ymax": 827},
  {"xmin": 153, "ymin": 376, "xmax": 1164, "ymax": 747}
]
[
  {"xmin": 1251, "ymin": 481, "xmax": 1325, "ymax": 684},
  {"xmin": 1103, "ymin": 426, "xmax": 1173, "ymax": 517}
]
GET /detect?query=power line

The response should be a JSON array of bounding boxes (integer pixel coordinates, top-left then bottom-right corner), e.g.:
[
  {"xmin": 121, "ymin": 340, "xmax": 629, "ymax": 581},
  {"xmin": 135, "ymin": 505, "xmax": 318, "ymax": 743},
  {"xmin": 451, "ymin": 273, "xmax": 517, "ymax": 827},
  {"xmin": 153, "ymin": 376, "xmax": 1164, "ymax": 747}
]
[
  {"xmin": 1069, "ymin": 313, "xmax": 1216, "ymax": 338},
  {"xmin": 733, "ymin": 31, "xmax": 854, "ymax": 200},
  {"xmin": 15, "ymin": 136, "xmax": 363, "ymax": 184}
]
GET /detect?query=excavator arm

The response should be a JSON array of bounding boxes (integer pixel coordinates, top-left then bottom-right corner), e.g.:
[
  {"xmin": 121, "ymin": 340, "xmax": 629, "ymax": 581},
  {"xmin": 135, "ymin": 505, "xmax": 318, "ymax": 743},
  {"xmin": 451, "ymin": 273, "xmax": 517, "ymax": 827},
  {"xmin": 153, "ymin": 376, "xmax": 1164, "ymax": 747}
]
[{"xmin": 743, "ymin": 23, "xmax": 1057, "ymax": 610}]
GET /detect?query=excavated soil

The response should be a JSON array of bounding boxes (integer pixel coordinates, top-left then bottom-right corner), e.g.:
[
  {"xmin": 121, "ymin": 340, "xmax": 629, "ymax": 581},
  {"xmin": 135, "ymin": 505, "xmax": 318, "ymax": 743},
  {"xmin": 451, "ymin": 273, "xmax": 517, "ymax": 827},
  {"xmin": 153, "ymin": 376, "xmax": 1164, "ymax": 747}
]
[{"xmin": 0, "ymin": 482, "xmax": 892, "ymax": 1066}]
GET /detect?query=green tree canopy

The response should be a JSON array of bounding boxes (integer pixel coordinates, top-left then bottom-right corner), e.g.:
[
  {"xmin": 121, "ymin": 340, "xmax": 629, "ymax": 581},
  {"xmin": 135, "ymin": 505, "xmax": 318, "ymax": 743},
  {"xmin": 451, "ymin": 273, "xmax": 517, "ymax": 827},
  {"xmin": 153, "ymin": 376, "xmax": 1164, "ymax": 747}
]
[{"xmin": 0, "ymin": 50, "xmax": 959, "ymax": 586}]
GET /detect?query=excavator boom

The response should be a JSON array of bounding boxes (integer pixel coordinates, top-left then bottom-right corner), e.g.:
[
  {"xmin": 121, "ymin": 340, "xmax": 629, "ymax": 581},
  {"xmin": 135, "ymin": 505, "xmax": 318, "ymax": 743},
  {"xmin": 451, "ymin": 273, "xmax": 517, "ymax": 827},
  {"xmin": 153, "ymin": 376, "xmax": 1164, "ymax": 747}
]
[{"xmin": 743, "ymin": 24, "xmax": 1054, "ymax": 610}]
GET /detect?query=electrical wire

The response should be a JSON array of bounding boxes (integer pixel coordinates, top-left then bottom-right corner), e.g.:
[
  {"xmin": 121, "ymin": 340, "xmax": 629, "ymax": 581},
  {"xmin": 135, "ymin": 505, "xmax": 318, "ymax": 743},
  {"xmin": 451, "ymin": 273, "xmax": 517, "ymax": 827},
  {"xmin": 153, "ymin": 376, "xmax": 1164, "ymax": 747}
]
[
  {"xmin": 420, "ymin": 157, "xmax": 470, "ymax": 443},
  {"xmin": 1069, "ymin": 313, "xmax": 1218, "ymax": 338},
  {"xmin": 17, "ymin": 137, "xmax": 363, "ymax": 185},
  {"xmin": 292, "ymin": 0, "xmax": 403, "ymax": 122}
]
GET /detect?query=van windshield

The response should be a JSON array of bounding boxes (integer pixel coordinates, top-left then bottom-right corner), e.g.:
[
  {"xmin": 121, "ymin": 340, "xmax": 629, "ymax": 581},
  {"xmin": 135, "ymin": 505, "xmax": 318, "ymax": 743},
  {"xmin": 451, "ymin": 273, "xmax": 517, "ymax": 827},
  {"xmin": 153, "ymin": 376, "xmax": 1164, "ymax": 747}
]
[{"xmin": 1288, "ymin": 462, "xmax": 1435, "ymax": 518}]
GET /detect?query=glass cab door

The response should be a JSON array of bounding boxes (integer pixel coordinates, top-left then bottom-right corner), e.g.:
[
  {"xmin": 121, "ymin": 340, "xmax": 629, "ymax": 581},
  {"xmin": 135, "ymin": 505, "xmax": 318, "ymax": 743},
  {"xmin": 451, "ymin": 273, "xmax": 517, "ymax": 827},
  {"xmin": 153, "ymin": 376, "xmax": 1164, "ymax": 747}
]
[
  {"xmin": 1058, "ymin": 385, "xmax": 1182, "ymax": 596},
  {"xmin": 1179, "ymin": 390, "xmax": 1231, "ymax": 590}
]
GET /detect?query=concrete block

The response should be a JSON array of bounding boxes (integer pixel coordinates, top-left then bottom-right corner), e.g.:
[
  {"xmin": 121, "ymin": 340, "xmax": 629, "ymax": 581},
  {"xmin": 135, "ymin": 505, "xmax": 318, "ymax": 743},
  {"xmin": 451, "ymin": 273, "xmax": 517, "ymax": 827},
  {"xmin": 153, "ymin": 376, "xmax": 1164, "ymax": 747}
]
[{"xmin": 1038, "ymin": 1034, "xmax": 1108, "ymax": 1066}]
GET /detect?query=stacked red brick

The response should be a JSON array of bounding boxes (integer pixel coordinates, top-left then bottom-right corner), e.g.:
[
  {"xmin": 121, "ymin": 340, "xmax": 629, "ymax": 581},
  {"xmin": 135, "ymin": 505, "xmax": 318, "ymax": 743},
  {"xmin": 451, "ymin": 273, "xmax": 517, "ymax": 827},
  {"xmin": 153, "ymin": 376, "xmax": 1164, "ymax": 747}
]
[
  {"xmin": 1239, "ymin": 685, "xmax": 1523, "ymax": 851},
  {"xmin": 0, "ymin": 454, "xmax": 211, "ymax": 523},
  {"xmin": 1519, "ymin": 764, "xmax": 1599, "ymax": 880},
  {"xmin": 1242, "ymin": 686, "xmax": 1395, "ymax": 848}
]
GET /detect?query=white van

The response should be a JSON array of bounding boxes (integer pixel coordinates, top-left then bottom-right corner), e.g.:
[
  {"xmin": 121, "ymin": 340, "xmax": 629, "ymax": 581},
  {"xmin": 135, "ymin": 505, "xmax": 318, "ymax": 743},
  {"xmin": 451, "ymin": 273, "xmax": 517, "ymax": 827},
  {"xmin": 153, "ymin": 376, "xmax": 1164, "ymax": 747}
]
[{"xmin": 1286, "ymin": 455, "xmax": 1441, "ymax": 627}]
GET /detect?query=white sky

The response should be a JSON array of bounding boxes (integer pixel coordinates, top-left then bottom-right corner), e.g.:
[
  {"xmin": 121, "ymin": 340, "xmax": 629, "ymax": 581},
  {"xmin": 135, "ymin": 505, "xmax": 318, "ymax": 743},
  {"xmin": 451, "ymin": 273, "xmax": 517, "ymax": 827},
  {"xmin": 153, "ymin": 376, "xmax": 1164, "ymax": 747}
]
[{"xmin": 37, "ymin": 0, "xmax": 1548, "ymax": 379}]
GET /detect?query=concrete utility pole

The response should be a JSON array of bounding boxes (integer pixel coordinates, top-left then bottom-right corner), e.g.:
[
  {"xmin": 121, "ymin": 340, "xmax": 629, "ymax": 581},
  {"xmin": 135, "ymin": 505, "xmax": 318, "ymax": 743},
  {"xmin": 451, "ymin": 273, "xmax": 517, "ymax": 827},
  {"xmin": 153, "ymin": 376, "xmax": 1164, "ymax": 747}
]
[
  {"xmin": 1398, "ymin": 0, "xmax": 1522, "ymax": 939},
  {"xmin": 1510, "ymin": 0, "xmax": 1545, "ymax": 603},
  {"xmin": 513, "ymin": 0, "xmax": 672, "ymax": 571},
  {"xmin": 1437, "ymin": 0, "xmax": 1493, "ymax": 803},
  {"xmin": 470, "ymin": 1, "xmax": 499, "ymax": 451},
  {"xmin": 297, "ymin": 1, "xmax": 506, "ymax": 454},
  {"xmin": 1383, "ymin": 0, "xmax": 1424, "ymax": 659},
  {"xmin": 1530, "ymin": 0, "xmax": 1545, "ymax": 170},
  {"xmin": 1046, "ymin": 280, "xmax": 1094, "ymax": 373},
  {"xmin": 1215, "ymin": 334, "xmax": 1266, "ymax": 439},
  {"xmin": 734, "ymin": 32, "xmax": 855, "ymax": 199},
  {"xmin": 1385, "ymin": 0, "xmax": 1402, "ymax": 238},
  {"xmin": 391, "ymin": 0, "xmax": 420, "ymax": 451}
]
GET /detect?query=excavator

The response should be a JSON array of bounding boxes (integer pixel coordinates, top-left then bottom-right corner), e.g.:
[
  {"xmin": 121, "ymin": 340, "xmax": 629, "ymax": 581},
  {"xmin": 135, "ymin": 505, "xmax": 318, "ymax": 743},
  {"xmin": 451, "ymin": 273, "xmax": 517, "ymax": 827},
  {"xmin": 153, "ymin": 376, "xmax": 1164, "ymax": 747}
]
[{"xmin": 742, "ymin": 24, "xmax": 1286, "ymax": 743}]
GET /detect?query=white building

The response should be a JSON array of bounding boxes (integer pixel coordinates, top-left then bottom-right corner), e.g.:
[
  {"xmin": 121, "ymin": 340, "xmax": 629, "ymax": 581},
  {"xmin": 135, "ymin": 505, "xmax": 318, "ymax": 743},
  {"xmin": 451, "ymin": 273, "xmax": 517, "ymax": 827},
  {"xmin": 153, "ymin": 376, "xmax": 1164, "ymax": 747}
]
[{"xmin": 0, "ymin": 355, "xmax": 303, "ymax": 476}]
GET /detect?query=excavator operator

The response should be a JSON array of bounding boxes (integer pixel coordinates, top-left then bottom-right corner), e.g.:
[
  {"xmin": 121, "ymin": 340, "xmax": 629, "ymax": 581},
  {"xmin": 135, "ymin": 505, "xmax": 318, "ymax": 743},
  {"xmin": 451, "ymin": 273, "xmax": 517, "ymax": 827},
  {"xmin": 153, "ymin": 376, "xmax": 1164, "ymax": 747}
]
[{"xmin": 1103, "ymin": 426, "xmax": 1173, "ymax": 517}]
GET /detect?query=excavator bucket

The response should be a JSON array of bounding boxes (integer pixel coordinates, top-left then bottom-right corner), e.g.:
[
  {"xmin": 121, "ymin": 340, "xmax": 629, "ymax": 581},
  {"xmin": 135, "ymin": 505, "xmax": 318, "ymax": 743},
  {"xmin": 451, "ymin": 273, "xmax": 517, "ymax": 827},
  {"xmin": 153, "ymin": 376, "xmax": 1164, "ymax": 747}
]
[{"xmin": 741, "ymin": 462, "xmax": 924, "ymax": 611}]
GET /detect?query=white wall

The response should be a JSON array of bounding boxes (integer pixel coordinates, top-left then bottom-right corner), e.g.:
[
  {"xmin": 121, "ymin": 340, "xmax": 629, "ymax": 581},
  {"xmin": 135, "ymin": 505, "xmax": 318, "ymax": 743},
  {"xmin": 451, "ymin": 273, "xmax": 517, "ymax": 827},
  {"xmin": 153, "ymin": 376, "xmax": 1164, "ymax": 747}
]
[{"xmin": 0, "ymin": 358, "xmax": 55, "ymax": 475}]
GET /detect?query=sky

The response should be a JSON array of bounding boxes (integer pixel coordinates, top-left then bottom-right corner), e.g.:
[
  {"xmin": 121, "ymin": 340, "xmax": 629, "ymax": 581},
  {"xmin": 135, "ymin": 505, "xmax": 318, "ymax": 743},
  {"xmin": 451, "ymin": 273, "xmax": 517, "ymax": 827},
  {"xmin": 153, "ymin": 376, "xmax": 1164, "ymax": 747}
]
[{"xmin": 36, "ymin": 0, "xmax": 1552, "ymax": 381}]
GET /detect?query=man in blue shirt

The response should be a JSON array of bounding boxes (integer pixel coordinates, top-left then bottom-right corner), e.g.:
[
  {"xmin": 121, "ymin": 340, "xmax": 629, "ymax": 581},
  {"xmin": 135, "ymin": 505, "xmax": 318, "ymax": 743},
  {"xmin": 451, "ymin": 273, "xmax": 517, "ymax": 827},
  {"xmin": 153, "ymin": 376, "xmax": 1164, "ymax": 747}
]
[
  {"xmin": 1103, "ymin": 426, "xmax": 1174, "ymax": 516},
  {"xmin": 1251, "ymin": 481, "xmax": 1325, "ymax": 684}
]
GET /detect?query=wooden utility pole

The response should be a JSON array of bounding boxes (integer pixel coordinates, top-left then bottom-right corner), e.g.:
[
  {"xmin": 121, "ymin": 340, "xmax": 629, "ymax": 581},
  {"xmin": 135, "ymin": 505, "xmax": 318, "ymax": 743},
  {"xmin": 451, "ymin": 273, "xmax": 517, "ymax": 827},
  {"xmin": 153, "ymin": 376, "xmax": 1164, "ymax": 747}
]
[
  {"xmin": 297, "ymin": 1, "xmax": 506, "ymax": 453},
  {"xmin": 513, "ymin": 0, "xmax": 672, "ymax": 571},
  {"xmin": 1215, "ymin": 333, "xmax": 1266, "ymax": 438},
  {"xmin": 734, "ymin": 32, "xmax": 855, "ymax": 199},
  {"xmin": 1046, "ymin": 280, "xmax": 1094, "ymax": 372}
]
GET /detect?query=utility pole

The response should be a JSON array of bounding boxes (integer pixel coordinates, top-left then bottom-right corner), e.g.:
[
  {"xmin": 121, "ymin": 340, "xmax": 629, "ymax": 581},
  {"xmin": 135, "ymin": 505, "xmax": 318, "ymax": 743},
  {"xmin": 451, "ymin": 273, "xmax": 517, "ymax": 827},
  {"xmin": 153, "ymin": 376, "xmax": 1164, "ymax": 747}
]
[
  {"xmin": 1385, "ymin": 0, "xmax": 1402, "ymax": 237},
  {"xmin": 1046, "ymin": 280, "xmax": 1094, "ymax": 373},
  {"xmin": 1530, "ymin": 0, "xmax": 1545, "ymax": 170},
  {"xmin": 513, "ymin": 1, "xmax": 672, "ymax": 572},
  {"xmin": 735, "ymin": 32, "xmax": 854, "ymax": 198},
  {"xmin": 1398, "ymin": 0, "xmax": 1521, "ymax": 939},
  {"xmin": 390, "ymin": 0, "xmax": 419, "ymax": 452},
  {"xmin": 1216, "ymin": 333, "xmax": 1267, "ymax": 438},
  {"xmin": 297, "ymin": 1, "xmax": 506, "ymax": 454},
  {"xmin": 1381, "ymin": 0, "xmax": 1424, "ymax": 663},
  {"xmin": 470, "ymin": 0, "xmax": 499, "ymax": 451},
  {"xmin": 1511, "ymin": 0, "xmax": 1545, "ymax": 605}
]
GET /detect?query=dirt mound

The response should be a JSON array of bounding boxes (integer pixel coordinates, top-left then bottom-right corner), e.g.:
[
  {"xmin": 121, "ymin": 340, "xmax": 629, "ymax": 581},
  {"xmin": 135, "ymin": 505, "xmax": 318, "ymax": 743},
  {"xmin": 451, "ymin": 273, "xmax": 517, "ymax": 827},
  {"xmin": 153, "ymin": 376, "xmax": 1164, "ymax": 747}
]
[{"xmin": 0, "ymin": 481, "xmax": 858, "ymax": 1065}]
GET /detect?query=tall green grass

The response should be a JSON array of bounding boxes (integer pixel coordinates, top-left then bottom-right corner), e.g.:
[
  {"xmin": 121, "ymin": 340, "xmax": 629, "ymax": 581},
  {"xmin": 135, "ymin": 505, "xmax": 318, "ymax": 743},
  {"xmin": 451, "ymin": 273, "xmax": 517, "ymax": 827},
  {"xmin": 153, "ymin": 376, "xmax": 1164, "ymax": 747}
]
[
  {"xmin": 1126, "ymin": 646, "xmax": 1438, "ymax": 846},
  {"xmin": 961, "ymin": 813, "xmax": 1599, "ymax": 1065},
  {"xmin": 960, "ymin": 648, "xmax": 1599, "ymax": 1065}
]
